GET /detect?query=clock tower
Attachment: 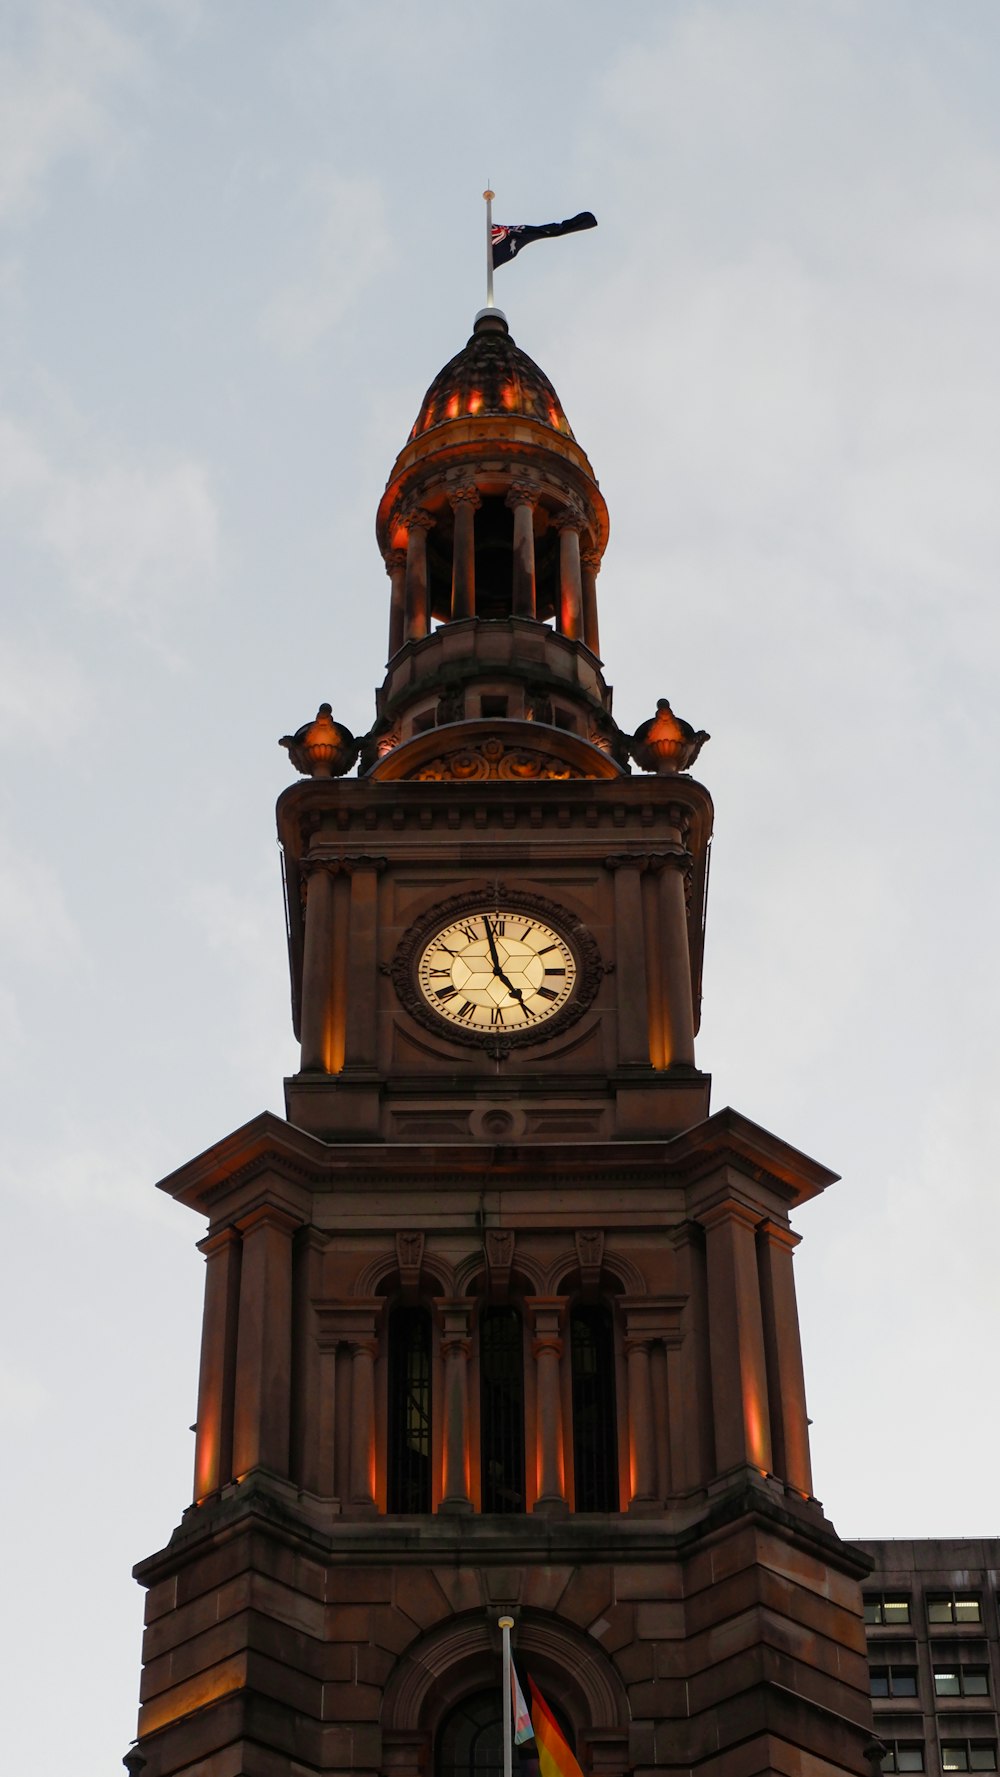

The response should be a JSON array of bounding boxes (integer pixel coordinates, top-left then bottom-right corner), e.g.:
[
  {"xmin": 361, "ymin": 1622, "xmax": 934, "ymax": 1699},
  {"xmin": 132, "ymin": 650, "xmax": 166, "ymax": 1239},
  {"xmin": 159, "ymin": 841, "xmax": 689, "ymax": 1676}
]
[{"xmin": 129, "ymin": 310, "xmax": 875, "ymax": 1777}]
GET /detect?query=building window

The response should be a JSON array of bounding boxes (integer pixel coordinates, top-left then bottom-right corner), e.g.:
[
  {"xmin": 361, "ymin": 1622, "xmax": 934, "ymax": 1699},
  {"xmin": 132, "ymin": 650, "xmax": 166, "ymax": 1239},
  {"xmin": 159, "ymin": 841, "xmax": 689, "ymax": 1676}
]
[
  {"xmin": 933, "ymin": 1667, "xmax": 990, "ymax": 1697},
  {"xmin": 881, "ymin": 1744, "xmax": 924, "ymax": 1772},
  {"xmin": 387, "ymin": 1305, "xmax": 432, "ymax": 1513},
  {"xmin": 866, "ymin": 1595, "xmax": 912, "ymax": 1627},
  {"xmin": 871, "ymin": 1667, "xmax": 919, "ymax": 1698},
  {"xmin": 941, "ymin": 1746, "xmax": 998, "ymax": 1772},
  {"xmin": 480, "ymin": 1307, "xmax": 525, "ymax": 1512},
  {"xmin": 436, "ymin": 1689, "xmax": 575, "ymax": 1777},
  {"xmin": 929, "ymin": 1596, "xmax": 983, "ymax": 1625},
  {"xmin": 570, "ymin": 1304, "xmax": 618, "ymax": 1512}
]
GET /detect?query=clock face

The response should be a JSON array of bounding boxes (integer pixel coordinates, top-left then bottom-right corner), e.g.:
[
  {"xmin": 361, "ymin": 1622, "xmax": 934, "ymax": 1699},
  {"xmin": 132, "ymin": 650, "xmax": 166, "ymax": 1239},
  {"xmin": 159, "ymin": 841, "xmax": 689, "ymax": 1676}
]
[{"xmin": 417, "ymin": 909, "xmax": 577, "ymax": 1034}]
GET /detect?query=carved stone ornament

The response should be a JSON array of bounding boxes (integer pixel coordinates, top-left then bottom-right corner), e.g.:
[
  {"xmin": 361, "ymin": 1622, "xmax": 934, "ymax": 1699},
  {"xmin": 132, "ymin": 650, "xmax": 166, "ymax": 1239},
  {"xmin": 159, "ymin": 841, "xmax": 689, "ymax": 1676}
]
[
  {"xmin": 280, "ymin": 703, "xmax": 358, "ymax": 779},
  {"xmin": 575, "ymin": 1229, "xmax": 605, "ymax": 1289},
  {"xmin": 484, "ymin": 1229, "xmax": 515, "ymax": 1294},
  {"xmin": 395, "ymin": 1231, "xmax": 425, "ymax": 1290},
  {"xmin": 630, "ymin": 698, "xmax": 709, "ymax": 776},
  {"xmin": 390, "ymin": 886, "xmax": 605, "ymax": 1052},
  {"xmin": 413, "ymin": 738, "xmax": 573, "ymax": 782}
]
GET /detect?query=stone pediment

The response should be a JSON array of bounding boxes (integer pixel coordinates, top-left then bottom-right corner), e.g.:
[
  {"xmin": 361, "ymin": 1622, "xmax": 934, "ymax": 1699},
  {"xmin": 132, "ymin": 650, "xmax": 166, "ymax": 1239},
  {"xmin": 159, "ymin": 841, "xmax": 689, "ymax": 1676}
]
[{"xmin": 367, "ymin": 718, "xmax": 622, "ymax": 782}]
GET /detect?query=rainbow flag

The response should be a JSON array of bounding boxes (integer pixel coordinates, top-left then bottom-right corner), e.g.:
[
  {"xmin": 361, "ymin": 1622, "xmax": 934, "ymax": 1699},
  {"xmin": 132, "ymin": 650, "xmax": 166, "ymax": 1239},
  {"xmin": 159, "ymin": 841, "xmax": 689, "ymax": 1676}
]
[
  {"xmin": 528, "ymin": 1677, "xmax": 585, "ymax": 1777},
  {"xmin": 511, "ymin": 1659, "xmax": 533, "ymax": 1746}
]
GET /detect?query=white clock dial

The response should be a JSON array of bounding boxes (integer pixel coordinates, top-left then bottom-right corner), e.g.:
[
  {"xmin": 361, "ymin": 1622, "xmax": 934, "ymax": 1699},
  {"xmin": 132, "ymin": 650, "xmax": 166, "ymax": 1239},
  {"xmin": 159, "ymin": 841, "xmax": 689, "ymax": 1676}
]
[{"xmin": 417, "ymin": 910, "xmax": 577, "ymax": 1033}]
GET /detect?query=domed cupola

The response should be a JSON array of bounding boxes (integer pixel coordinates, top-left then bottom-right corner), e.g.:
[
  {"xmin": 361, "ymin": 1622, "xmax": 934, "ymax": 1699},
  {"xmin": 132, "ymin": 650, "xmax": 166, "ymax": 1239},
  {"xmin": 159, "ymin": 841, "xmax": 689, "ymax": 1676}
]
[
  {"xmin": 367, "ymin": 310, "xmax": 625, "ymax": 784},
  {"xmin": 408, "ymin": 313, "xmax": 575, "ymax": 443}
]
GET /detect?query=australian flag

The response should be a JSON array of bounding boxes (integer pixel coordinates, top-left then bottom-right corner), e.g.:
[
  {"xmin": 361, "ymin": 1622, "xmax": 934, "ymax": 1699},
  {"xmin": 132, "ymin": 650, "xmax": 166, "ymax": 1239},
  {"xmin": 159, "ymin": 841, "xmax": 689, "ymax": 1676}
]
[{"xmin": 491, "ymin": 211, "xmax": 597, "ymax": 269}]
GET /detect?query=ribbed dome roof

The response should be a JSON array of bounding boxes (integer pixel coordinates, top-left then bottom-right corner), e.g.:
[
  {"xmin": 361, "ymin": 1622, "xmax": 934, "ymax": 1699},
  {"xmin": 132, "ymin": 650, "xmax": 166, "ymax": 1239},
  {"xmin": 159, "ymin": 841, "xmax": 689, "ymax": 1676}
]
[{"xmin": 408, "ymin": 311, "xmax": 574, "ymax": 444}]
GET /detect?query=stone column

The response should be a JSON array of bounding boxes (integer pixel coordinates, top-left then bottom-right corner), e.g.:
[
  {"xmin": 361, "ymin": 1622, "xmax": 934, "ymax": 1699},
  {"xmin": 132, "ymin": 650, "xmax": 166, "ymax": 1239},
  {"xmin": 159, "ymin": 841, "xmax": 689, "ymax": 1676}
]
[
  {"xmin": 449, "ymin": 484, "xmax": 480, "ymax": 619},
  {"xmin": 193, "ymin": 1226, "xmax": 241, "ymax": 1503},
  {"xmin": 348, "ymin": 1336, "xmax": 379, "ymax": 1511},
  {"xmin": 437, "ymin": 1299, "xmax": 473, "ymax": 1512},
  {"xmin": 527, "ymin": 1297, "xmax": 567, "ymax": 1513},
  {"xmin": 555, "ymin": 508, "xmax": 585, "ymax": 640},
  {"xmin": 313, "ymin": 1300, "xmax": 382, "ymax": 1507},
  {"xmin": 231, "ymin": 1206, "xmax": 300, "ymax": 1479},
  {"xmin": 641, "ymin": 859, "xmax": 666, "ymax": 1069},
  {"xmin": 299, "ymin": 857, "xmax": 336, "ymax": 1074},
  {"xmin": 506, "ymin": 479, "xmax": 538, "ymax": 618},
  {"xmin": 580, "ymin": 545, "xmax": 601, "ymax": 655},
  {"xmin": 403, "ymin": 509, "xmax": 433, "ymax": 642},
  {"xmin": 293, "ymin": 1229, "xmax": 333, "ymax": 1500},
  {"xmin": 658, "ymin": 838, "xmax": 696, "ymax": 1068},
  {"xmin": 757, "ymin": 1220, "xmax": 813, "ymax": 1496},
  {"xmin": 700, "ymin": 1198, "xmax": 773, "ymax": 1476},
  {"xmin": 342, "ymin": 856, "xmax": 384, "ymax": 1068},
  {"xmin": 607, "ymin": 855, "xmax": 651, "ymax": 1065},
  {"xmin": 670, "ymin": 1223, "xmax": 713, "ymax": 1490},
  {"xmin": 621, "ymin": 1298, "xmax": 685, "ymax": 1508},
  {"xmin": 385, "ymin": 548, "xmax": 407, "ymax": 658},
  {"xmin": 624, "ymin": 1331, "xmax": 657, "ymax": 1508}
]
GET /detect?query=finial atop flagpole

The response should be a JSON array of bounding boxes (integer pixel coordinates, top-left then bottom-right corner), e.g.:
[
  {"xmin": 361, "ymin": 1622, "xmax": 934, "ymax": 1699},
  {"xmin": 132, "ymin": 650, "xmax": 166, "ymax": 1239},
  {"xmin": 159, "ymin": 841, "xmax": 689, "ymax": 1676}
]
[{"xmin": 483, "ymin": 188, "xmax": 495, "ymax": 309}]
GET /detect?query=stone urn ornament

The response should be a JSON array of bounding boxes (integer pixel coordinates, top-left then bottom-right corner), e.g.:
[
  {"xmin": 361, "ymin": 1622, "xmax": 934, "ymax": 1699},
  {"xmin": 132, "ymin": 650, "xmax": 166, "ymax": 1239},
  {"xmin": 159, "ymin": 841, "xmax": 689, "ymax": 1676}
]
[
  {"xmin": 280, "ymin": 704, "xmax": 358, "ymax": 778},
  {"xmin": 630, "ymin": 698, "xmax": 710, "ymax": 775}
]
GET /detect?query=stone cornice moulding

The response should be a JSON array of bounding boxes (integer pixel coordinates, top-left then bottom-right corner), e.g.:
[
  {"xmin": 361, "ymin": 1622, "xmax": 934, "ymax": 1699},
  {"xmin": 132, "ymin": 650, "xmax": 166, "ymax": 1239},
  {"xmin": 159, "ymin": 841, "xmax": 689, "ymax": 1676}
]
[{"xmin": 155, "ymin": 1105, "xmax": 836, "ymax": 1220}]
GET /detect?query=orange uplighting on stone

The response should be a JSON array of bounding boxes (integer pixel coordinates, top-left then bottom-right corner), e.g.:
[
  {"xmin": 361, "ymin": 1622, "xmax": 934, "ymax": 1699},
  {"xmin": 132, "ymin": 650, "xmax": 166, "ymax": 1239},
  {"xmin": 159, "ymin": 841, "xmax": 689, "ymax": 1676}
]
[
  {"xmin": 501, "ymin": 382, "xmax": 517, "ymax": 409},
  {"xmin": 467, "ymin": 388, "xmax": 483, "ymax": 414},
  {"xmin": 744, "ymin": 1380, "xmax": 769, "ymax": 1470},
  {"xmin": 138, "ymin": 1656, "xmax": 247, "ymax": 1738},
  {"xmin": 446, "ymin": 392, "xmax": 460, "ymax": 419},
  {"xmin": 194, "ymin": 1412, "xmax": 217, "ymax": 1503}
]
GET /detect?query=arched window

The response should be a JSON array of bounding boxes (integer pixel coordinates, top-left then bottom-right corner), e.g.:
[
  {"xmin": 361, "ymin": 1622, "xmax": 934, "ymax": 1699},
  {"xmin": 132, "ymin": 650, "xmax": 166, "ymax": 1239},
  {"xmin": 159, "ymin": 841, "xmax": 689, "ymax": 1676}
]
[
  {"xmin": 387, "ymin": 1304, "xmax": 432, "ymax": 1513},
  {"xmin": 570, "ymin": 1304, "xmax": 618, "ymax": 1511},
  {"xmin": 436, "ymin": 1687, "xmax": 576, "ymax": 1777},
  {"xmin": 479, "ymin": 1306, "xmax": 525, "ymax": 1512}
]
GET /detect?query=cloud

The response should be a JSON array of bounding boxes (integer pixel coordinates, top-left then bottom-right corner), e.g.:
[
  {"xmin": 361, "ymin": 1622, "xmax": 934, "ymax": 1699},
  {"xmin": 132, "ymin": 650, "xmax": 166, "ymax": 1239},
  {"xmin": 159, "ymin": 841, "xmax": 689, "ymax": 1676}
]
[
  {"xmin": 0, "ymin": 1357, "xmax": 49, "ymax": 1421},
  {"xmin": 260, "ymin": 171, "xmax": 392, "ymax": 356},
  {"xmin": 0, "ymin": 832, "xmax": 81, "ymax": 967},
  {"xmin": 0, "ymin": 409, "xmax": 220, "ymax": 637},
  {"xmin": 0, "ymin": 0, "xmax": 141, "ymax": 222},
  {"xmin": 0, "ymin": 632, "xmax": 95, "ymax": 750}
]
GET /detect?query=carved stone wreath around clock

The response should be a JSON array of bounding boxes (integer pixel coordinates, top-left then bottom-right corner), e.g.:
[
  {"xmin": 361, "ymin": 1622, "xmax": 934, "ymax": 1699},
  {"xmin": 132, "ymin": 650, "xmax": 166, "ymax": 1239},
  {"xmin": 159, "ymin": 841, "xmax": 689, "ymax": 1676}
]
[{"xmin": 390, "ymin": 886, "xmax": 605, "ymax": 1052}]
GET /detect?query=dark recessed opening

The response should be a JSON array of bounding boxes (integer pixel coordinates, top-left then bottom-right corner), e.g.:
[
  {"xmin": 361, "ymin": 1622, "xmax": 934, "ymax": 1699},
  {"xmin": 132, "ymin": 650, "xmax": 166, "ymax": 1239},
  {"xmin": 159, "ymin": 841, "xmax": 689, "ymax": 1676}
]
[
  {"xmin": 474, "ymin": 496, "xmax": 515, "ymax": 619},
  {"xmin": 480, "ymin": 695, "xmax": 508, "ymax": 719}
]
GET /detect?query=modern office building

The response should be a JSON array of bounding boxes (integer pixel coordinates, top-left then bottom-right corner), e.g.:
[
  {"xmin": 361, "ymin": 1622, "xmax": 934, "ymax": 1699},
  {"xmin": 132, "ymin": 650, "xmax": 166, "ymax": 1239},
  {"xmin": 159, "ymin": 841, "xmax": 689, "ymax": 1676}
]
[
  {"xmin": 858, "ymin": 1542, "xmax": 1000, "ymax": 1777},
  {"xmin": 127, "ymin": 309, "xmax": 877, "ymax": 1777}
]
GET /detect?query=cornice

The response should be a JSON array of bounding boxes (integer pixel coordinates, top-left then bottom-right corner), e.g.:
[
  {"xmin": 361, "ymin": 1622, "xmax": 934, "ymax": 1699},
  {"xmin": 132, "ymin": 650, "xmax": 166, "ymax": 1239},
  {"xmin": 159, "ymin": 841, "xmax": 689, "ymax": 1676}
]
[{"xmin": 155, "ymin": 1101, "xmax": 836, "ymax": 1221}]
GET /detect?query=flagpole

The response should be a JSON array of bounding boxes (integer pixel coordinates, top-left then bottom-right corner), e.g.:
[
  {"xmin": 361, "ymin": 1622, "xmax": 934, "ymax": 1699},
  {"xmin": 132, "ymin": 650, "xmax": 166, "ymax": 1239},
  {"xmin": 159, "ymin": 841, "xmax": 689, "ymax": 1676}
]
[
  {"xmin": 483, "ymin": 188, "xmax": 495, "ymax": 308},
  {"xmin": 499, "ymin": 1614, "xmax": 514, "ymax": 1777}
]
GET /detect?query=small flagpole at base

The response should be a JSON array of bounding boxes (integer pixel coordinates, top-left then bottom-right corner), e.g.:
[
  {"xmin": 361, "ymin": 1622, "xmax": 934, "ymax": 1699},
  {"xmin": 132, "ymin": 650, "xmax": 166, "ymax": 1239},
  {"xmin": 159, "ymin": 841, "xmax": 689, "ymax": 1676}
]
[
  {"xmin": 499, "ymin": 1614, "xmax": 514, "ymax": 1777},
  {"xmin": 484, "ymin": 187, "xmax": 495, "ymax": 309}
]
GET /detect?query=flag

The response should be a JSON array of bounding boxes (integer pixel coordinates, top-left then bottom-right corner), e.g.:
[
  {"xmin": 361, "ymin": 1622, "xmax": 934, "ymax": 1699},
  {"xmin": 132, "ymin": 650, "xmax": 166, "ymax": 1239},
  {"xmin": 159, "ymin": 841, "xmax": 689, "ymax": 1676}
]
[
  {"xmin": 528, "ymin": 1677, "xmax": 586, "ymax": 1777},
  {"xmin": 511, "ymin": 1659, "xmax": 533, "ymax": 1747},
  {"xmin": 491, "ymin": 212, "xmax": 597, "ymax": 269}
]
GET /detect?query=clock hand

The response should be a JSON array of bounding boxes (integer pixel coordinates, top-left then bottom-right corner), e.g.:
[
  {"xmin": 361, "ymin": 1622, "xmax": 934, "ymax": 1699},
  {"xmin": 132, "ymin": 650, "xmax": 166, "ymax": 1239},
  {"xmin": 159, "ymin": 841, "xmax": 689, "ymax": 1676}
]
[
  {"xmin": 481, "ymin": 918, "xmax": 525, "ymax": 1001},
  {"xmin": 481, "ymin": 916, "xmax": 502, "ymax": 970}
]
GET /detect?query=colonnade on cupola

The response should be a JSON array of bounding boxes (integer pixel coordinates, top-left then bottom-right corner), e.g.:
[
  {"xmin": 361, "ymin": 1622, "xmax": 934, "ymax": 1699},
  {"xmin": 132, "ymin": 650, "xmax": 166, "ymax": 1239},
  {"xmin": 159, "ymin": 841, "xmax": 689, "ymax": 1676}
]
[
  {"xmin": 376, "ymin": 311, "xmax": 607, "ymax": 657},
  {"xmin": 127, "ymin": 299, "xmax": 876, "ymax": 1777}
]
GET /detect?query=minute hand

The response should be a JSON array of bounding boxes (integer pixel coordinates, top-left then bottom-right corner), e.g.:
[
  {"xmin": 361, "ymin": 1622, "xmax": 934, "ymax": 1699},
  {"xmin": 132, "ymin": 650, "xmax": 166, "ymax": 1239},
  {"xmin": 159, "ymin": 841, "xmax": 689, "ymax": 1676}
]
[{"xmin": 482, "ymin": 918, "xmax": 524, "ymax": 1000}]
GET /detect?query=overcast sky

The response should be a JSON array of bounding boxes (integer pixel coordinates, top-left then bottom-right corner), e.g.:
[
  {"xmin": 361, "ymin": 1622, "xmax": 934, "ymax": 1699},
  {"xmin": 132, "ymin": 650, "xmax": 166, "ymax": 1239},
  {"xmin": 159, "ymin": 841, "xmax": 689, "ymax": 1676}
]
[{"xmin": 2, "ymin": 2, "xmax": 999, "ymax": 1770}]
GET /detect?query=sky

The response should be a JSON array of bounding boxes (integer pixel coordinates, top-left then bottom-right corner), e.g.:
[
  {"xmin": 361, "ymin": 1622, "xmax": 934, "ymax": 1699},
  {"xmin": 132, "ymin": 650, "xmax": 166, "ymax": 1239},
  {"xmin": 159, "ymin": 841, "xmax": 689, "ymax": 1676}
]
[{"xmin": 1, "ymin": 1, "xmax": 999, "ymax": 1770}]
